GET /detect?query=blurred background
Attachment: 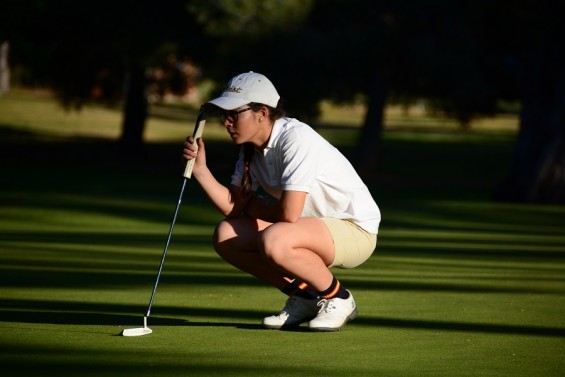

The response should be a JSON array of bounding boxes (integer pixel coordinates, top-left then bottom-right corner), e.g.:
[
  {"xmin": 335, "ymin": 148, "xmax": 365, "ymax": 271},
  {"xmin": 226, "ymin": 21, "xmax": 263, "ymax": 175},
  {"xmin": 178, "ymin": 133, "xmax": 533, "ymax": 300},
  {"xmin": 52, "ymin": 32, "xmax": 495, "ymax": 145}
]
[
  {"xmin": 1, "ymin": 0, "xmax": 564, "ymax": 203},
  {"xmin": 1, "ymin": 3, "xmax": 564, "ymax": 375}
]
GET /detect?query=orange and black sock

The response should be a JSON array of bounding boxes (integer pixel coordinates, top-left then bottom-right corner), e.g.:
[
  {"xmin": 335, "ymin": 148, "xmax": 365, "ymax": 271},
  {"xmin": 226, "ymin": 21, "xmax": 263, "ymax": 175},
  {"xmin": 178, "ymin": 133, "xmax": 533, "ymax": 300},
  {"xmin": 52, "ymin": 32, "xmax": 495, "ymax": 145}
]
[
  {"xmin": 282, "ymin": 280, "xmax": 318, "ymax": 300},
  {"xmin": 318, "ymin": 277, "xmax": 350, "ymax": 300}
]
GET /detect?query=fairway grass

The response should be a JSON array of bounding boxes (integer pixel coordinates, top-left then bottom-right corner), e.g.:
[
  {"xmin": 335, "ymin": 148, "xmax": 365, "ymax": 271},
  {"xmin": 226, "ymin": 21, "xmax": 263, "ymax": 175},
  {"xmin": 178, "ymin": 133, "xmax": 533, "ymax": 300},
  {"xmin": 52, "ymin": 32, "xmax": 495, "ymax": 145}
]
[{"xmin": 1, "ymin": 93, "xmax": 564, "ymax": 376}]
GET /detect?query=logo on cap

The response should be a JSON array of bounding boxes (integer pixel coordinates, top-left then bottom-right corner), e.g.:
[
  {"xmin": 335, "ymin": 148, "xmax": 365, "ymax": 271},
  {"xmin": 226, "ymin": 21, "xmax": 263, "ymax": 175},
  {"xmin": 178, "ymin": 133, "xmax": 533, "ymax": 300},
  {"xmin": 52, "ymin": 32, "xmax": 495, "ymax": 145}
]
[{"xmin": 224, "ymin": 86, "xmax": 242, "ymax": 94}]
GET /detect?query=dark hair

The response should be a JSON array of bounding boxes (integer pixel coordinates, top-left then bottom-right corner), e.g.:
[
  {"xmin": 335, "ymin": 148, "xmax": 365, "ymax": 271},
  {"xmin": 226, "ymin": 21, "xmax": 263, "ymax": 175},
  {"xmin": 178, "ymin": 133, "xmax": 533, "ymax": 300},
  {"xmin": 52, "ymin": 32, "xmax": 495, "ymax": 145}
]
[{"xmin": 240, "ymin": 101, "xmax": 286, "ymax": 199}]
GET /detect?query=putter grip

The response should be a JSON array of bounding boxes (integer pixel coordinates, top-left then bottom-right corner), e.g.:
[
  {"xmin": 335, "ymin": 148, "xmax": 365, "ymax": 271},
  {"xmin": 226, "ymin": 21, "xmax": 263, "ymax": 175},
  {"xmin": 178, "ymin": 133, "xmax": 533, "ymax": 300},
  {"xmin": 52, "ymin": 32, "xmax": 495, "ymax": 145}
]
[{"xmin": 183, "ymin": 108, "xmax": 207, "ymax": 179}]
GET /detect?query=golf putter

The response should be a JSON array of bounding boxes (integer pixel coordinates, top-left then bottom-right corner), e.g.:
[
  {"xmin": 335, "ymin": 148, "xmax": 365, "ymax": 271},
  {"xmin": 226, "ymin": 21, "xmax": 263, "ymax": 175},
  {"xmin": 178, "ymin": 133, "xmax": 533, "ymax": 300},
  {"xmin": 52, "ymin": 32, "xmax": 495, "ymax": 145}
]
[{"xmin": 122, "ymin": 106, "xmax": 207, "ymax": 337}]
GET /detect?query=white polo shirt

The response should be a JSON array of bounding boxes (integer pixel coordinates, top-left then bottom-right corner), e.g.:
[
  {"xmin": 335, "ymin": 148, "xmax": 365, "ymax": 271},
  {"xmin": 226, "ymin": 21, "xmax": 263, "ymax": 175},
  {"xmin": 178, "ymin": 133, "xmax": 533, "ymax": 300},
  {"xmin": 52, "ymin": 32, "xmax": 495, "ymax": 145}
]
[{"xmin": 231, "ymin": 118, "xmax": 381, "ymax": 234}]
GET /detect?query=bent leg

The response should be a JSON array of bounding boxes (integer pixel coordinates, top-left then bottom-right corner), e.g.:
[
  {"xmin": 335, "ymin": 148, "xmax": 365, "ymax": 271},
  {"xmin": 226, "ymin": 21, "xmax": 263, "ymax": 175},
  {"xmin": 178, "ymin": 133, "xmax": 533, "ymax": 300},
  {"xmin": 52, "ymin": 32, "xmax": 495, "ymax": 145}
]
[
  {"xmin": 213, "ymin": 216, "xmax": 293, "ymax": 289},
  {"xmin": 258, "ymin": 217, "xmax": 336, "ymax": 292}
]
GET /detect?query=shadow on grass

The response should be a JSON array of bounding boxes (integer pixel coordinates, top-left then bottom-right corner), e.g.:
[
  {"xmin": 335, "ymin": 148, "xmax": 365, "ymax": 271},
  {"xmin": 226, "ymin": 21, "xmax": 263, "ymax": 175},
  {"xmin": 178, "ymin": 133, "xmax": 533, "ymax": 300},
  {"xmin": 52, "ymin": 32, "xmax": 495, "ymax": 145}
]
[
  {"xmin": 1, "ymin": 298, "xmax": 563, "ymax": 338},
  {"xmin": 353, "ymin": 316, "xmax": 565, "ymax": 338},
  {"xmin": 0, "ymin": 346, "xmax": 305, "ymax": 377},
  {"xmin": 0, "ymin": 298, "xmax": 265, "ymax": 332},
  {"xmin": 2, "ymin": 250, "xmax": 563, "ymax": 294}
]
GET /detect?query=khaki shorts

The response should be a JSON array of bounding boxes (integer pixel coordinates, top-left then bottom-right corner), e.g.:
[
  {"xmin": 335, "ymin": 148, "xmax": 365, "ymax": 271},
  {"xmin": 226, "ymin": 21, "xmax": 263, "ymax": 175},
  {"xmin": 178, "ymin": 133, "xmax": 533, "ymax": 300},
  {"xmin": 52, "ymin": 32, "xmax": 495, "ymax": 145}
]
[{"xmin": 320, "ymin": 218, "xmax": 377, "ymax": 269}]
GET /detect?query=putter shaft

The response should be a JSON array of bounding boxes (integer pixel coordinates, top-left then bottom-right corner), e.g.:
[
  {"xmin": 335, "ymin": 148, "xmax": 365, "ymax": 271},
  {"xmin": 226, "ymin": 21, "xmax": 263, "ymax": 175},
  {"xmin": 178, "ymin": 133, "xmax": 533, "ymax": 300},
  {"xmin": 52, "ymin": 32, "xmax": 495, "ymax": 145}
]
[{"xmin": 145, "ymin": 177, "xmax": 188, "ymax": 318}]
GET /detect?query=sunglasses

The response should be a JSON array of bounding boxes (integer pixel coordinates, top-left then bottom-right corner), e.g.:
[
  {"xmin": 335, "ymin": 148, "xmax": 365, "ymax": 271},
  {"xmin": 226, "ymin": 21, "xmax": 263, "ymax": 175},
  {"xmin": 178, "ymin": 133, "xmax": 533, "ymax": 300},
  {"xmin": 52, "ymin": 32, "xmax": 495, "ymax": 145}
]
[{"xmin": 219, "ymin": 107, "xmax": 251, "ymax": 123}]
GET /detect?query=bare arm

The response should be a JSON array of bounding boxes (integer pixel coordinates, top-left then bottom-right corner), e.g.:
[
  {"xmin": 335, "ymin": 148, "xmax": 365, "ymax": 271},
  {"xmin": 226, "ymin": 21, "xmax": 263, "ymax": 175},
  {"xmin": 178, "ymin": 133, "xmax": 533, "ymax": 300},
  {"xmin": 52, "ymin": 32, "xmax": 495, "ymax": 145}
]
[
  {"xmin": 183, "ymin": 136, "xmax": 306, "ymax": 222},
  {"xmin": 244, "ymin": 190, "xmax": 307, "ymax": 223},
  {"xmin": 183, "ymin": 136, "xmax": 249, "ymax": 217}
]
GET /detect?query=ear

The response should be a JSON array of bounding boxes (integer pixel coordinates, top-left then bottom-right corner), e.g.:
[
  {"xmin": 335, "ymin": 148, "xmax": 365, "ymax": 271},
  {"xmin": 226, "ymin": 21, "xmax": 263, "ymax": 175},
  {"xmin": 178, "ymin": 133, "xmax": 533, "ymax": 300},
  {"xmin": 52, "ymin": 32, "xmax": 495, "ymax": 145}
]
[{"xmin": 260, "ymin": 105, "xmax": 270, "ymax": 120}]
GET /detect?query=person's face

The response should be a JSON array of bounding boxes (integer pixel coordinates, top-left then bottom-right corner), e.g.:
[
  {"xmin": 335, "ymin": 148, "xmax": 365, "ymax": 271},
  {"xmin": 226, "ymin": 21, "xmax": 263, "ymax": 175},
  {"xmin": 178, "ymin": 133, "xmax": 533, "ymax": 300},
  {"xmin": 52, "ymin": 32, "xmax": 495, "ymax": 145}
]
[{"xmin": 220, "ymin": 106, "xmax": 268, "ymax": 146}]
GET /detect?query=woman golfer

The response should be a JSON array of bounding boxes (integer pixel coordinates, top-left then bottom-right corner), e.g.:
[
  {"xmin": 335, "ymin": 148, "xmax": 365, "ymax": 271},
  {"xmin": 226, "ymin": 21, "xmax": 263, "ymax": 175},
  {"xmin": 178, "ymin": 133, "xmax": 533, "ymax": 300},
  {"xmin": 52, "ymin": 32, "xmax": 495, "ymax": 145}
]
[{"xmin": 182, "ymin": 72, "xmax": 380, "ymax": 331}]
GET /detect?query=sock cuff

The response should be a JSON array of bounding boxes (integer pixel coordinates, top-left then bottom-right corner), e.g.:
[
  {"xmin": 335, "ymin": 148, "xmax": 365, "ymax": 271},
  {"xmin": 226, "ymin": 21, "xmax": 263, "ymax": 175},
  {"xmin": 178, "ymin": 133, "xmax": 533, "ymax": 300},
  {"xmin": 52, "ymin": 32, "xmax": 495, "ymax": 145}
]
[
  {"xmin": 281, "ymin": 280, "xmax": 318, "ymax": 299},
  {"xmin": 320, "ymin": 278, "xmax": 340, "ymax": 299},
  {"xmin": 319, "ymin": 277, "xmax": 350, "ymax": 300}
]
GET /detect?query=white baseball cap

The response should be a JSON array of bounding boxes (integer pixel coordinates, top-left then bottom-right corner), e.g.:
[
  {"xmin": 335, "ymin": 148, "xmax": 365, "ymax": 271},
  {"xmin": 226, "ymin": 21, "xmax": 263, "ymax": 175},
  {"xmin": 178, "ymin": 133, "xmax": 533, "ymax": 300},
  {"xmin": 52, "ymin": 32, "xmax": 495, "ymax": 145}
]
[{"xmin": 207, "ymin": 71, "xmax": 280, "ymax": 110}]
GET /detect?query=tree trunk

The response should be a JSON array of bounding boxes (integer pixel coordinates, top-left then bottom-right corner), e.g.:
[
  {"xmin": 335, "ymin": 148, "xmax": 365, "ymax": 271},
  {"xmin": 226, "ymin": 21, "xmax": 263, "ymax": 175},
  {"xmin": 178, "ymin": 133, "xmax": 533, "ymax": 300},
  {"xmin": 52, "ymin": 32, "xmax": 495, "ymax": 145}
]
[
  {"xmin": 0, "ymin": 41, "xmax": 9, "ymax": 94},
  {"xmin": 494, "ymin": 22, "xmax": 565, "ymax": 203},
  {"xmin": 119, "ymin": 65, "xmax": 148, "ymax": 152},
  {"xmin": 356, "ymin": 72, "xmax": 386, "ymax": 174}
]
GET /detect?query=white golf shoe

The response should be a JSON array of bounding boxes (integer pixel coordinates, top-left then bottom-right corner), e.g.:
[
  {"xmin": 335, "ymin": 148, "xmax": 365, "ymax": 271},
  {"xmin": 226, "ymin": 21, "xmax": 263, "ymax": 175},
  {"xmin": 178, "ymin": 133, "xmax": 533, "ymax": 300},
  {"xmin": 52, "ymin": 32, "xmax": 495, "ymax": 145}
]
[
  {"xmin": 308, "ymin": 290, "xmax": 358, "ymax": 332},
  {"xmin": 262, "ymin": 296, "xmax": 321, "ymax": 329}
]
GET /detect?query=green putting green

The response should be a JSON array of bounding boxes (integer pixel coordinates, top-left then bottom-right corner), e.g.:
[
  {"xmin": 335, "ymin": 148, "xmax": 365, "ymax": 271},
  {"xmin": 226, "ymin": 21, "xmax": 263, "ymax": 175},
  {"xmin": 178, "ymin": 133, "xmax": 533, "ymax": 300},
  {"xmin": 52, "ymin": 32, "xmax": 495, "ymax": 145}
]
[{"xmin": 1, "ymin": 93, "xmax": 564, "ymax": 376}]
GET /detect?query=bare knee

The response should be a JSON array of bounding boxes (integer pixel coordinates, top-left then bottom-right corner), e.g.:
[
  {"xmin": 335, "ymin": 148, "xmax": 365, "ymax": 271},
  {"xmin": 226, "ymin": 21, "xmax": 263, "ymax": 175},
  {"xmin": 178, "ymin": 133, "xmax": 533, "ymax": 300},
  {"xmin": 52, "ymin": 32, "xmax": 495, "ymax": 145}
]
[
  {"xmin": 213, "ymin": 216, "xmax": 263, "ymax": 257},
  {"xmin": 258, "ymin": 224, "xmax": 290, "ymax": 266},
  {"xmin": 213, "ymin": 220, "xmax": 233, "ymax": 256}
]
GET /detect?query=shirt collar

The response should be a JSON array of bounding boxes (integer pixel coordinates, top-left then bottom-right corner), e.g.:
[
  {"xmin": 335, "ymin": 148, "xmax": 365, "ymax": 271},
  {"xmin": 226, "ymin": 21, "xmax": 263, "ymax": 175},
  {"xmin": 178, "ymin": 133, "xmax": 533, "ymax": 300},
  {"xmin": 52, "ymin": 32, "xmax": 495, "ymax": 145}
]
[{"xmin": 265, "ymin": 118, "xmax": 289, "ymax": 151}]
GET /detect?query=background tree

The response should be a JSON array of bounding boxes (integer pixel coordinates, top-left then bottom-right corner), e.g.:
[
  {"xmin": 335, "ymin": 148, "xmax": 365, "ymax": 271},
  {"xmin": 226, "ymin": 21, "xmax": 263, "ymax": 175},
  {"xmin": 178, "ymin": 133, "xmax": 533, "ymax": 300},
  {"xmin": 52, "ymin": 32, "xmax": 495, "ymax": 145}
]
[
  {"xmin": 0, "ymin": 0, "xmax": 314, "ymax": 151},
  {"xmin": 489, "ymin": 1, "xmax": 565, "ymax": 203},
  {"xmin": 2, "ymin": 0, "xmax": 564, "ymax": 202},
  {"xmin": 0, "ymin": 0, "xmax": 206, "ymax": 151},
  {"xmin": 230, "ymin": 0, "xmax": 565, "ymax": 202}
]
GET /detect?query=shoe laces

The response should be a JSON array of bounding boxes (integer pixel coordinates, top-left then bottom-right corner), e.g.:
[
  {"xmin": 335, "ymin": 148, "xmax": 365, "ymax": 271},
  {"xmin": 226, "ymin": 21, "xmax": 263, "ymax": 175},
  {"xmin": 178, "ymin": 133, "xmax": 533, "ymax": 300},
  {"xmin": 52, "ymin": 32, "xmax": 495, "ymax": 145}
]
[{"xmin": 316, "ymin": 299, "xmax": 337, "ymax": 314}]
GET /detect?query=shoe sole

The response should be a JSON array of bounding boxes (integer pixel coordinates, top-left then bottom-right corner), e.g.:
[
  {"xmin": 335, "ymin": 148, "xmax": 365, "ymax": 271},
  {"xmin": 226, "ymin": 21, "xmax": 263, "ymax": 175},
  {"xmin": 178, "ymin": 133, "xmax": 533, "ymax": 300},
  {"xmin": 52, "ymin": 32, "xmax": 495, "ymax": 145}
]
[
  {"xmin": 308, "ymin": 307, "xmax": 359, "ymax": 332},
  {"xmin": 262, "ymin": 315, "xmax": 317, "ymax": 330},
  {"xmin": 262, "ymin": 323, "xmax": 299, "ymax": 330}
]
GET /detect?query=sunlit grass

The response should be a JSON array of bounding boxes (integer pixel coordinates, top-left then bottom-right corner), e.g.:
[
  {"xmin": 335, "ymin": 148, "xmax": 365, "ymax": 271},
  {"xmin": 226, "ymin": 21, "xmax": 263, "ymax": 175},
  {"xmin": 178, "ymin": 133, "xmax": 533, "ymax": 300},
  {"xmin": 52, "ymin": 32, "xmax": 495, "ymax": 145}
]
[{"xmin": 0, "ymin": 90, "xmax": 564, "ymax": 377}]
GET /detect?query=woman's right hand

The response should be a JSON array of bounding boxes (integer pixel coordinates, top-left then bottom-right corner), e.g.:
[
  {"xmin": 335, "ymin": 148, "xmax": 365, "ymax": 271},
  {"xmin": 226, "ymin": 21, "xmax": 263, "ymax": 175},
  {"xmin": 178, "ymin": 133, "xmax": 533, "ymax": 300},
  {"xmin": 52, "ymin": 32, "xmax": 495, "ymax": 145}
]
[{"xmin": 182, "ymin": 136, "xmax": 206, "ymax": 176}]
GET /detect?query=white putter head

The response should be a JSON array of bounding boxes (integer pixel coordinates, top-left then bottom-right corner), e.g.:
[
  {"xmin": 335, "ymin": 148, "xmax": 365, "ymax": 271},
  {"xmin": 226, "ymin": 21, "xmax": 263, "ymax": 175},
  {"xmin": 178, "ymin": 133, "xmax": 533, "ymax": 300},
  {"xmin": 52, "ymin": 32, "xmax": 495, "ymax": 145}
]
[{"xmin": 122, "ymin": 316, "xmax": 153, "ymax": 337}]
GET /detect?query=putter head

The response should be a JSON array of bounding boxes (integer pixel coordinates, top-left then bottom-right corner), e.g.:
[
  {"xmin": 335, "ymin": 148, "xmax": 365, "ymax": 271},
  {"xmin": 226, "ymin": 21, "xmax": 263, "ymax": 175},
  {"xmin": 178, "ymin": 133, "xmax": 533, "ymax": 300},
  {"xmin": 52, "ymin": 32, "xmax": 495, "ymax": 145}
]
[
  {"xmin": 121, "ymin": 327, "xmax": 152, "ymax": 337},
  {"xmin": 122, "ymin": 316, "xmax": 152, "ymax": 337}
]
